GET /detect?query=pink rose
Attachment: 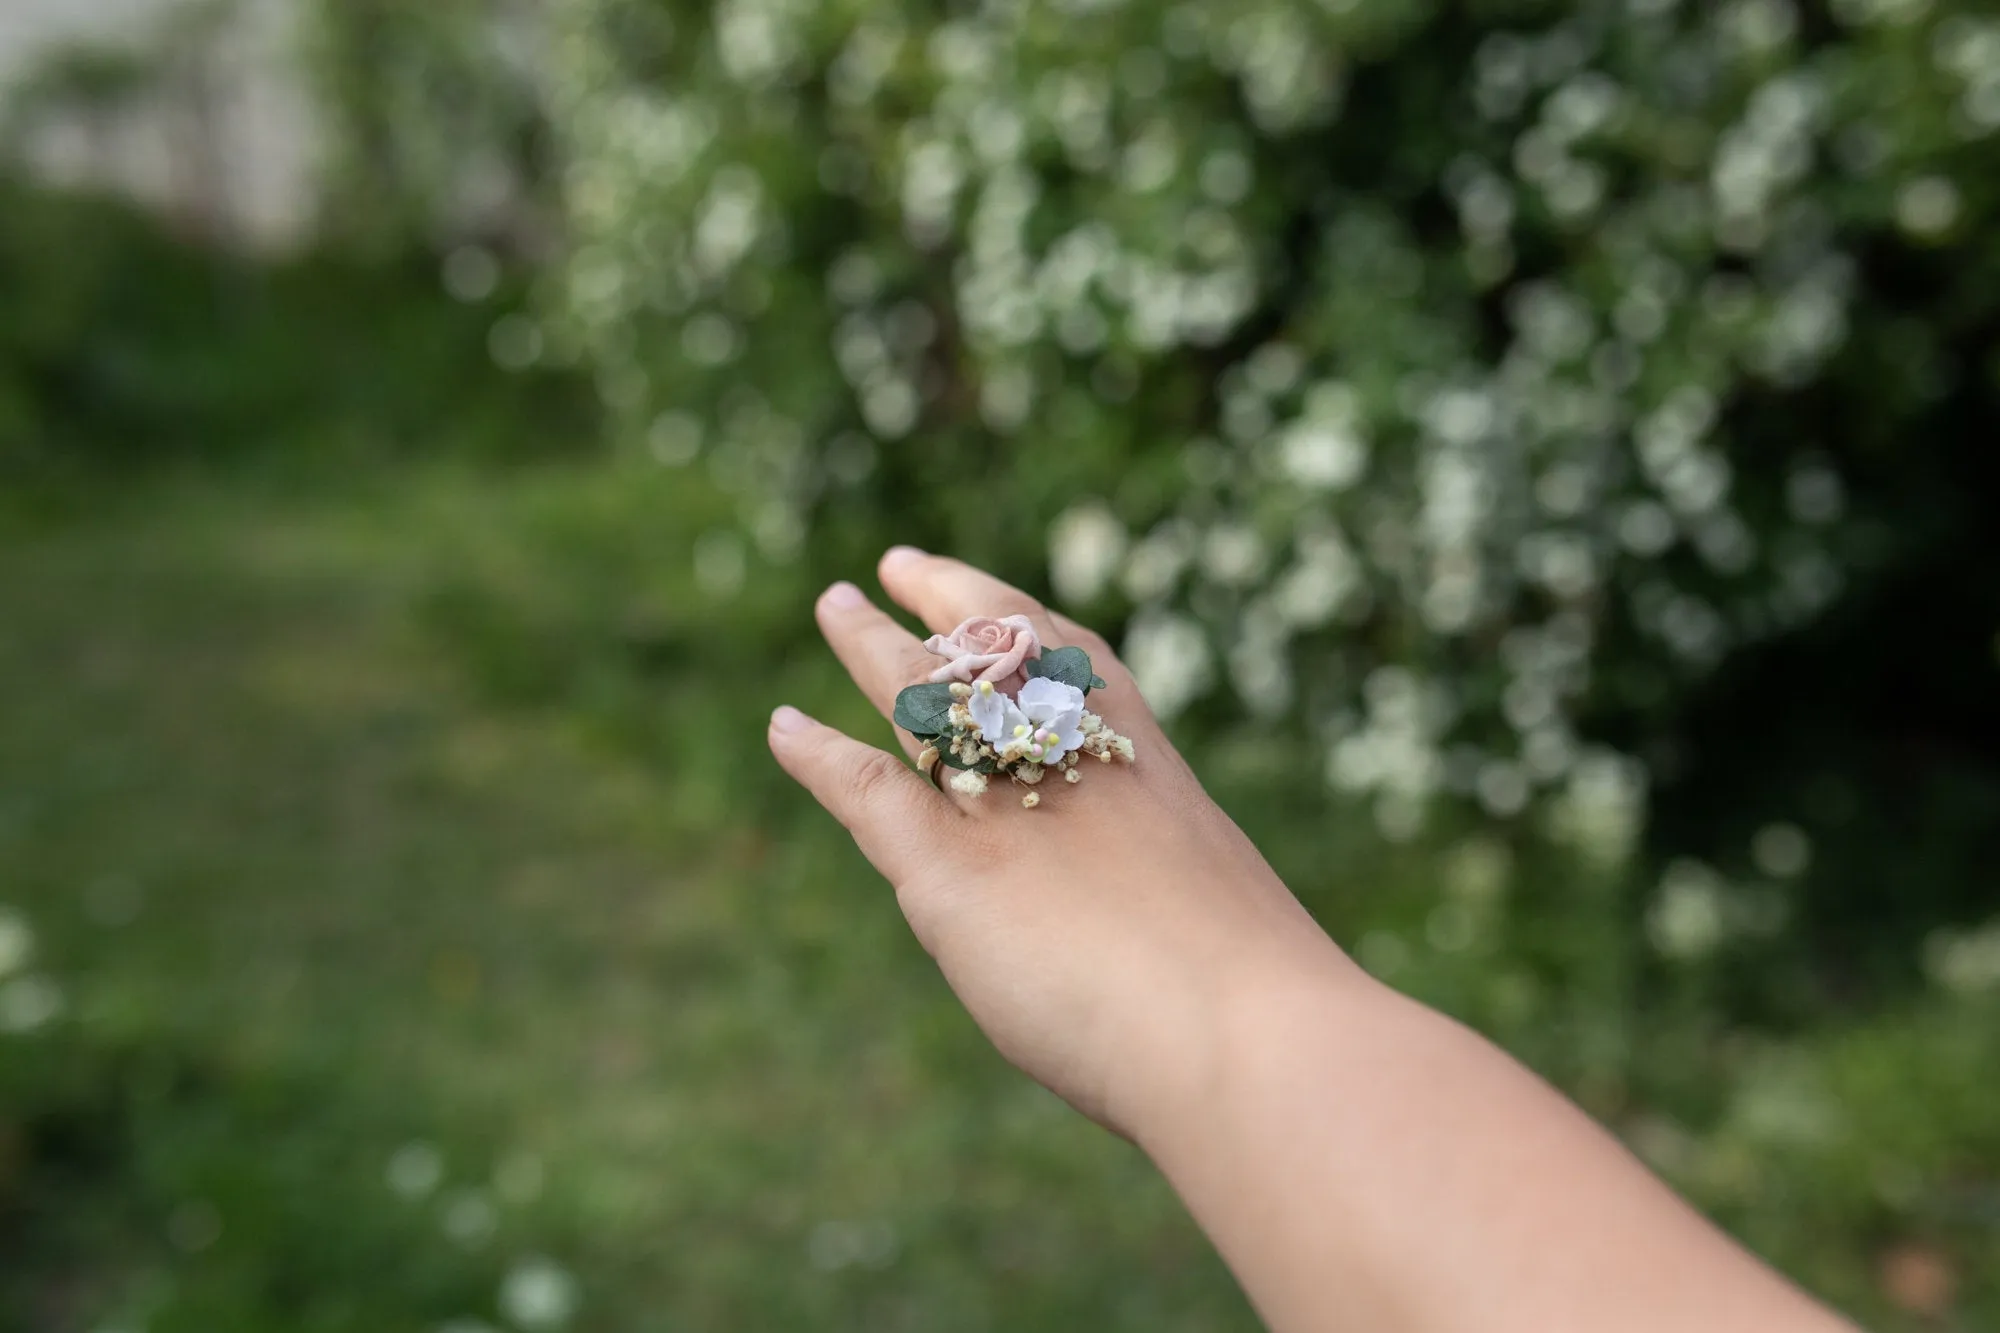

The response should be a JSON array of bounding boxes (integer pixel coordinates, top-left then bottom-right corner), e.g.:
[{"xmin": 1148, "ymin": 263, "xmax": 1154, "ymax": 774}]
[{"xmin": 923, "ymin": 615, "xmax": 1043, "ymax": 693}]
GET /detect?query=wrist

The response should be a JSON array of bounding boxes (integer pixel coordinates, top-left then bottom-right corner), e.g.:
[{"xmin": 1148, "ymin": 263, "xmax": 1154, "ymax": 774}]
[{"xmin": 1110, "ymin": 927, "xmax": 1381, "ymax": 1153}]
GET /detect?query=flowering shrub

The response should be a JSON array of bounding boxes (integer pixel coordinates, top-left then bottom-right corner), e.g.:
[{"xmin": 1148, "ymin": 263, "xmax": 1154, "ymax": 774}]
[
  {"xmin": 304, "ymin": 0, "xmax": 556, "ymax": 248},
  {"xmin": 528, "ymin": 11, "xmax": 2000, "ymax": 1315},
  {"xmin": 547, "ymin": 0, "xmax": 1998, "ymax": 855}
]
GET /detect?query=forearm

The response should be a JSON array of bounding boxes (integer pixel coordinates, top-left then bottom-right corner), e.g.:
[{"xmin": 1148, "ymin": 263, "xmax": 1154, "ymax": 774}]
[{"xmin": 1136, "ymin": 954, "xmax": 1854, "ymax": 1333}]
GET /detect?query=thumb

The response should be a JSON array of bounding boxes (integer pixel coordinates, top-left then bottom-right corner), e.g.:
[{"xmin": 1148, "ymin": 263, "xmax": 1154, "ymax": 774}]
[{"xmin": 766, "ymin": 706, "xmax": 948, "ymax": 882}]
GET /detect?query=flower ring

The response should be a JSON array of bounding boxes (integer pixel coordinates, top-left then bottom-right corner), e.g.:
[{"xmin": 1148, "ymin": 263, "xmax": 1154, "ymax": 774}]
[{"xmin": 894, "ymin": 617, "xmax": 1137, "ymax": 808}]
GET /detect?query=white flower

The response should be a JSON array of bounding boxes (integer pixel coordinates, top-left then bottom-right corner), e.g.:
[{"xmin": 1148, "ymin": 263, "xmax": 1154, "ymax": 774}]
[
  {"xmin": 967, "ymin": 678, "xmax": 1087, "ymax": 764},
  {"xmin": 499, "ymin": 1259, "xmax": 578, "ymax": 1330},
  {"xmin": 1049, "ymin": 503, "xmax": 1129, "ymax": 604},
  {"xmin": 1123, "ymin": 612, "xmax": 1212, "ymax": 719}
]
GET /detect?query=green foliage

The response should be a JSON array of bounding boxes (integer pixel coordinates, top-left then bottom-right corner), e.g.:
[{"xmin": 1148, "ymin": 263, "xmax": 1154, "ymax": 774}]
[
  {"xmin": 1028, "ymin": 647, "xmax": 1108, "ymax": 694},
  {"xmin": 0, "ymin": 176, "xmax": 591, "ymax": 477},
  {"xmin": 0, "ymin": 1035, "xmax": 514, "ymax": 1333},
  {"xmin": 546, "ymin": 0, "xmax": 2000, "ymax": 1140},
  {"xmin": 531, "ymin": 4, "xmax": 2000, "ymax": 1320},
  {"xmin": 300, "ymin": 0, "xmax": 554, "ymax": 249},
  {"xmin": 0, "ymin": 453, "xmax": 1255, "ymax": 1332},
  {"xmin": 549, "ymin": 0, "xmax": 2000, "ymax": 839},
  {"xmin": 893, "ymin": 682, "xmax": 960, "ymax": 739}
]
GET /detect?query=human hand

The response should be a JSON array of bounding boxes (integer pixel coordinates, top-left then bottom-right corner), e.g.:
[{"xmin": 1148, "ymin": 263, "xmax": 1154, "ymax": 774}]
[
  {"xmin": 766, "ymin": 547, "xmax": 1360, "ymax": 1138},
  {"xmin": 770, "ymin": 550, "xmax": 1862, "ymax": 1333}
]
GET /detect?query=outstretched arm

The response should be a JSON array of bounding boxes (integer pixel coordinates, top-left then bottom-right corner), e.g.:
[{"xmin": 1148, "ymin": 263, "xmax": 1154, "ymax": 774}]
[{"xmin": 766, "ymin": 546, "xmax": 1854, "ymax": 1333}]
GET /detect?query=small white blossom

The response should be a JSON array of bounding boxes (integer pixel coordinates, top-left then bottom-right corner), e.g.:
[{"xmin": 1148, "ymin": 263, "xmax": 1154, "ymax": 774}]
[
  {"xmin": 968, "ymin": 679, "xmax": 1087, "ymax": 764},
  {"xmin": 499, "ymin": 1259, "xmax": 578, "ymax": 1331},
  {"xmin": 1124, "ymin": 612, "xmax": 1212, "ymax": 719},
  {"xmin": 1049, "ymin": 504, "xmax": 1129, "ymax": 604}
]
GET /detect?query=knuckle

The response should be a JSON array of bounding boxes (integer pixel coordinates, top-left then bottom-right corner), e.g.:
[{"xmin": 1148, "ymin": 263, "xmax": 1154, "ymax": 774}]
[
  {"xmin": 1000, "ymin": 582, "xmax": 1046, "ymax": 615},
  {"xmin": 897, "ymin": 643, "xmax": 941, "ymax": 682},
  {"xmin": 957, "ymin": 819, "xmax": 1012, "ymax": 859},
  {"xmin": 971, "ymin": 588, "xmax": 1043, "ymax": 623},
  {"xmin": 846, "ymin": 747, "xmax": 914, "ymax": 809}
]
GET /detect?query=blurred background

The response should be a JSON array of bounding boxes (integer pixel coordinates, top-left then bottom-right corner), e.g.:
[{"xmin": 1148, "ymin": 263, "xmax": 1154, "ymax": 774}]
[{"xmin": 2, "ymin": 0, "xmax": 1997, "ymax": 1329}]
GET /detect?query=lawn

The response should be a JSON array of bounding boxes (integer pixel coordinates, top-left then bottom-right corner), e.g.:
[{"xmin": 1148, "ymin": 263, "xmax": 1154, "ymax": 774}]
[{"xmin": 0, "ymin": 460, "xmax": 1249, "ymax": 1332}]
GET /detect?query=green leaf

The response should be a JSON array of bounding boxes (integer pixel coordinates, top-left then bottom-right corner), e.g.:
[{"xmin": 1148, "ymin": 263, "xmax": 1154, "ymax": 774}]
[
  {"xmin": 1028, "ymin": 646, "xmax": 1099, "ymax": 694},
  {"xmin": 893, "ymin": 683, "xmax": 959, "ymax": 738}
]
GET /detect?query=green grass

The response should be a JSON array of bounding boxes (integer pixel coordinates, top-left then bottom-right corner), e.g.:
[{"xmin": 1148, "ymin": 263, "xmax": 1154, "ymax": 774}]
[
  {"xmin": 0, "ymin": 460, "xmax": 1250, "ymax": 1332},
  {"xmin": 2, "ymin": 456, "xmax": 1994, "ymax": 1331}
]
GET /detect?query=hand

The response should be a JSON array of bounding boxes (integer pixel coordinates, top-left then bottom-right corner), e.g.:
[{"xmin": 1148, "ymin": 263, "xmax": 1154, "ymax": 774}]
[
  {"xmin": 769, "ymin": 551, "xmax": 1858, "ymax": 1333},
  {"xmin": 766, "ymin": 547, "xmax": 1359, "ymax": 1137}
]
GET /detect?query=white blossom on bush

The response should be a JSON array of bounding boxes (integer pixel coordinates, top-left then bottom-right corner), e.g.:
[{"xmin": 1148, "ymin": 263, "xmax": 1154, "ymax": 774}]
[{"xmin": 549, "ymin": 0, "xmax": 1991, "ymax": 847}]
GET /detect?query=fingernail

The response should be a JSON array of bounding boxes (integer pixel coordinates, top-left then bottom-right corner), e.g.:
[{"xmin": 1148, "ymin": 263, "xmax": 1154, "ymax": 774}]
[
  {"xmin": 883, "ymin": 545, "xmax": 926, "ymax": 568},
  {"xmin": 770, "ymin": 705, "xmax": 814, "ymax": 734},
  {"xmin": 822, "ymin": 581, "xmax": 867, "ymax": 610}
]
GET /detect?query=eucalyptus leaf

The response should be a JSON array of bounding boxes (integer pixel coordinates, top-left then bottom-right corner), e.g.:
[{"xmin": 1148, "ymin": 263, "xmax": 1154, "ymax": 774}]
[
  {"xmin": 893, "ymin": 683, "xmax": 959, "ymax": 738},
  {"xmin": 1028, "ymin": 646, "xmax": 1098, "ymax": 694}
]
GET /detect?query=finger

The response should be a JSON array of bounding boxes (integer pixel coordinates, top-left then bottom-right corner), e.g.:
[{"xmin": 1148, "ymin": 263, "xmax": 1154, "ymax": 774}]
[
  {"xmin": 877, "ymin": 546, "xmax": 1046, "ymax": 635},
  {"xmin": 768, "ymin": 705, "xmax": 953, "ymax": 880},
  {"xmin": 816, "ymin": 581, "xmax": 940, "ymax": 753}
]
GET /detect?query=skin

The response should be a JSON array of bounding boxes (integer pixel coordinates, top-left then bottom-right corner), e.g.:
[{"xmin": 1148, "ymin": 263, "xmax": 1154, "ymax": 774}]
[{"xmin": 767, "ymin": 546, "xmax": 1858, "ymax": 1333}]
